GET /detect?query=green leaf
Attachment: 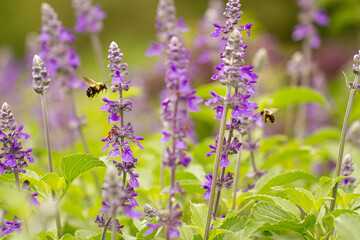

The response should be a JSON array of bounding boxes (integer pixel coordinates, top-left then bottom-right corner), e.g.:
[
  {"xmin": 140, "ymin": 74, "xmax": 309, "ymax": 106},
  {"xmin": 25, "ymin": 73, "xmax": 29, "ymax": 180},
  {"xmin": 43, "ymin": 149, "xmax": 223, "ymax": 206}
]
[
  {"xmin": 74, "ymin": 230, "xmax": 98, "ymax": 238},
  {"xmin": 340, "ymin": 193, "xmax": 360, "ymax": 208},
  {"xmin": 220, "ymin": 214, "xmax": 247, "ymax": 232},
  {"xmin": 179, "ymin": 223, "xmax": 195, "ymax": 240},
  {"xmin": 304, "ymin": 127, "xmax": 341, "ymax": 145},
  {"xmin": 209, "ymin": 229, "xmax": 233, "ymax": 240},
  {"xmin": 271, "ymin": 86, "xmax": 328, "ymax": 108},
  {"xmin": 278, "ymin": 187, "xmax": 315, "ymax": 213},
  {"xmin": 60, "ymin": 234, "xmax": 74, "ymax": 240},
  {"xmin": 258, "ymin": 135, "xmax": 287, "ymax": 153},
  {"xmin": 246, "ymin": 194, "xmax": 301, "ymax": 220},
  {"xmin": 0, "ymin": 173, "xmax": 14, "ymax": 183},
  {"xmin": 256, "ymin": 170, "xmax": 317, "ymax": 194},
  {"xmin": 60, "ymin": 153, "xmax": 106, "ymax": 184},
  {"xmin": 41, "ymin": 172, "xmax": 65, "ymax": 191},
  {"xmin": 187, "ymin": 225, "xmax": 204, "ymax": 237},
  {"xmin": 241, "ymin": 201, "xmax": 295, "ymax": 239},
  {"xmin": 189, "ymin": 201, "xmax": 208, "ymax": 231},
  {"xmin": 314, "ymin": 176, "xmax": 344, "ymax": 200},
  {"xmin": 181, "ymin": 183, "xmax": 204, "ymax": 194},
  {"xmin": 335, "ymin": 213, "xmax": 360, "ymax": 240},
  {"xmin": 260, "ymin": 148, "xmax": 311, "ymax": 169},
  {"xmin": 324, "ymin": 209, "xmax": 358, "ymax": 230}
]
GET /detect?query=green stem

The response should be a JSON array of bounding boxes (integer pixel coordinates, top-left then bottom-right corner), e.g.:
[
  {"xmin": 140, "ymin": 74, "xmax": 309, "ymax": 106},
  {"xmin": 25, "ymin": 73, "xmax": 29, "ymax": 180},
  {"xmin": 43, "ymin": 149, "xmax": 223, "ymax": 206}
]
[
  {"xmin": 203, "ymin": 84, "xmax": 231, "ymax": 240},
  {"xmin": 330, "ymin": 74, "xmax": 359, "ymax": 212},
  {"xmin": 40, "ymin": 95, "xmax": 53, "ymax": 173},
  {"xmin": 40, "ymin": 94, "xmax": 62, "ymax": 238},
  {"xmin": 112, "ymin": 210, "xmax": 116, "ymax": 240},
  {"xmin": 14, "ymin": 171, "xmax": 20, "ymax": 190},
  {"xmin": 232, "ymin": 135, "xmax": 242, "ymax": 210},
  {"xmin": 160, "ymin": 143, "xmax": 165, "ymax": 189},
  {"xmin": 101, "ymin": 217, "xmax": 112, "ymax": 240}
]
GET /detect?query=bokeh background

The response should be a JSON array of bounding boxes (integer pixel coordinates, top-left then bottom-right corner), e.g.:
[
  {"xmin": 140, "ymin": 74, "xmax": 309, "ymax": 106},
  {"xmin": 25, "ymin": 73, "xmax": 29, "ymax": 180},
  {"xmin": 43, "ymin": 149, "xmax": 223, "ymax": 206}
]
[{"xmin": 1, "ymin": 0, "xmax": 360, "ymax": 236}]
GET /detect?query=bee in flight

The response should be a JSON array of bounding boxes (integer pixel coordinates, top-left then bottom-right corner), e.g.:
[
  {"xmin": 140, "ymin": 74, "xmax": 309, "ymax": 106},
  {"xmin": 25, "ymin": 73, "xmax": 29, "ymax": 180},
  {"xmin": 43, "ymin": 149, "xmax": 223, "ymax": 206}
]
[
  {"xmin": 83, "ymin": 76, "xmax": 107, "ymax": 98},
  {"xmin": 260, "ymin": 109, "xmax": 276, "ymax": 123}
]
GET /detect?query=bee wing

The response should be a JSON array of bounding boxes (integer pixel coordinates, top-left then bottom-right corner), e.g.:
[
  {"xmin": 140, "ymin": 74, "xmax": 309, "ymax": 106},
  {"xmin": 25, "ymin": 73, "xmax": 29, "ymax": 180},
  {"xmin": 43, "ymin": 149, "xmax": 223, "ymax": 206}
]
[
  {"xmin": 83, "ymin": 76, "xmax": 99, "ymax": 86},
  {"xmin": 269, "ymin": 108, "xmax": 279, "ymax": 114}
]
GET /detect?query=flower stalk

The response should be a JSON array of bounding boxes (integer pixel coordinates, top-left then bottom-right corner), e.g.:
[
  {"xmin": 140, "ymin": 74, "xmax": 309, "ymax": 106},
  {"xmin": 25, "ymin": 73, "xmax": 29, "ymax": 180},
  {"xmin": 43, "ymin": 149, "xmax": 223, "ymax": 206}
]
[
  {"xmin": 32, "ymin": 54, "xmax": 62, "ymax": 238},
  {"xmin": 231, "ymin": 135, "xmax": 242, "ymax": 210},
  {"xmin": 330, "ymin": 60, "xmax": 360, "ymax": 211},
  {"xmin": 204, "ymin": 85, "xmax": 231, "ymax": 240}
]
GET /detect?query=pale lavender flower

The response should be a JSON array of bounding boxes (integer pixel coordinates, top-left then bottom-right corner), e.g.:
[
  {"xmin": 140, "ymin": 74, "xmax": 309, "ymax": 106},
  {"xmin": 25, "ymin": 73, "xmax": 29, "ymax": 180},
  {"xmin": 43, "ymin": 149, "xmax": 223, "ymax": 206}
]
[
  {"xmin": 0, "ymin": 48, "xmax": 21, "ymax": 104},
  {"xmin": 340, "ymin": 154, "xmax": 356, "ymax": 187},
  {"xmin": 0, "ymin": 103, "xmax": 33, "ymax": 175},
  {"xmin": 100, "ymin": 42, "xmax": 144, "ymax": 182},
  {"xmin": 32, "ymin": 55, "xmax": 51, "ymax": 95},
  {"xmin": 39, "ymin": 3, "xmax": 81, "ymax": 88},
  {"xmin": 146, "ymin": 0, "xmax": 188, "ymax": 56},
  {"xmin": 0, "ymin": 216, "xmax": 21, "ymax": 236},
  {"xmin": 292, "ymin": 0, "xmax": 329, "ymax": 49},
  {"xmin": 72, "ymin": 0, "xmax": 106, "ymax": 34},
  {"xmin": 203, "ymin": 1, "xmax": 264, "ymax": 226},
  {"xmin": 201, "ymin": 172, "xmax": 234, "ymax": 200},
  {"xmin": 95, "ymin": 166, "xmax": 141, "ymax": 235}
]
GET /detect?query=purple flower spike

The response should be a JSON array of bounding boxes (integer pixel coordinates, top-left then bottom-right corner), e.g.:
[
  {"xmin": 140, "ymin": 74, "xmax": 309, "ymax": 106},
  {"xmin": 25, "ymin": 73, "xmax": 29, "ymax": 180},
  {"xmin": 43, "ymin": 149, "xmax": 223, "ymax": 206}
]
[
  {"xmin": 0, "ymin": 103, "xmax": 33, "ymax": 175},
  {"xmin": 32, "ymin": 55, "xmax": 51, "ymax": 94},
  {"xmin": 72, "ymin": 0, "xmax": 106, "ymax": 34},
  {"xmin": 292, "ymin": 0, "xmax": 329, "ymax": 49},
  {"xmin": 97, "ymin": 41, "xmax": 143, "ymax": 235},
  {"xmin": 2, "ymin": 217, "xmax": 22, "ymax": 235}
]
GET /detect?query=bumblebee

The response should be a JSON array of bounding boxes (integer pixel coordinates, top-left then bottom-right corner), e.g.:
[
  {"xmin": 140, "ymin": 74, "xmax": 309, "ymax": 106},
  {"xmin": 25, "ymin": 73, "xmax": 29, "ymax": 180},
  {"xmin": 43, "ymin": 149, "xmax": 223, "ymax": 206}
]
[
  {"xmin": 83, "ymin": 76, "xmax": 107, "ymax": 98},
  {"xmin": 260, "ymin": 109, "xmax": 276, "ymax": 123}
]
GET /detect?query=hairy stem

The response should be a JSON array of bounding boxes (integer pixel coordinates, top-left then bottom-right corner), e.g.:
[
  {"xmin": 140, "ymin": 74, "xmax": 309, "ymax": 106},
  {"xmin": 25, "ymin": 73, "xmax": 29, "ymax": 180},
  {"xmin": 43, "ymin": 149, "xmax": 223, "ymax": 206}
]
[
  {"xmin": 14, "ymin": 171, "xmax": 20, "ymax": 190},
  {"xmin": 160, "ymin": 143, "xmax": 165, "ymax": 189},
  {"xmin": 90, "ymin": 33, "xmax": 107, "ymax": 80},
  {"xmin": 330, "ymin": 74, "xmax": 359, "ymax": 212},
  {"xmin": 40, "ymin": 94, "xmax": 62, "ymax": 238},
  {"xmin": 213, "ymin": 167, "xmax": 226, "ymax": 217},
  {"xmin": 232, "ymin": 135, "xmax": 242, "ymax": 210},
  {"xmin": 54, "ymin": 195, "xmax": 62, "ymax": 238},
  {"xmin": 294, "ymin": 32, "xmax": 313, "ymax": 140},
  {"xmin": 112, "ymin": 209, "xmax": 116, "ymax": 240},
  {"xmin": 40, "ymin": 95, "xmax": 53, "ymax": 173},
  {"xmin": 101, "ymin": 217, "xmax": 112, "ymax": 240},
  {"xmin": 247, "ymin": 129, "xmax": 258, "ymax": 174},
  {"xmin": 204, "ymin": 84, "xmax": 232, "ymax": 240},
  {"xmin": 213, "ymin": 129, "xmax": 234, "ymax": 217},
  {"xmin": 166, "ymin": 94, "xmax": 179, "ymax": 240},
  {"xmin": 119, "ymin": 86, "xmax": 127, "ymax": 189}
]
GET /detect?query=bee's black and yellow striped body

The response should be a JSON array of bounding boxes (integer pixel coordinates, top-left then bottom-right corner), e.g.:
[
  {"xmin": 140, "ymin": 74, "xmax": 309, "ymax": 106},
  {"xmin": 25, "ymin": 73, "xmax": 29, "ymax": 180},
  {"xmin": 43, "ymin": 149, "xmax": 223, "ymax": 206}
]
[
  {"xmin": 83, "ymin": 76, "xmax": 107, "ymax": 98},
  {"xmin": 260, "ymin": 109, "xmax": 276, "ymax": 123}
]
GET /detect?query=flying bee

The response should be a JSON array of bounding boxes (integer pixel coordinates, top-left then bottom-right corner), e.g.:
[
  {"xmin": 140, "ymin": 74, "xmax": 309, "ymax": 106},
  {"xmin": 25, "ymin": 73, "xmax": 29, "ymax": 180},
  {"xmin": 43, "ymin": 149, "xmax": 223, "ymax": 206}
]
[
  {"xmin": 260, "ymin": 109, "xmax": 277, "ymax": 123},
  {"xmin": 83, "ymin": 76, "xmax": 108, "ymax": 98}
]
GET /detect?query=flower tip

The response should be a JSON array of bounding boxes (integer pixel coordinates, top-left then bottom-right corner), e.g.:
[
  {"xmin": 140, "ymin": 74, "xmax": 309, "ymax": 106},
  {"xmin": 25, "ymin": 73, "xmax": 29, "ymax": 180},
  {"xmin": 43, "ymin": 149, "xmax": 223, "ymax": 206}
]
[
  {"xmin": 2, "ymin": 102, "xmax": 9, "ymax": 109},
  {"xmin": 41, "ymin": 2, "xmax": 52, "ymax": 12},
  {"xmin": 110, "ymin": 41, "xmax": 118, "ymax": 49},
  {"xmin": 32, "ymin": 54, "xmax": 42, "ymax": 65},
  {"xmin": 169, "ymin": 35, "xmax": 180, "ymax": 45}
]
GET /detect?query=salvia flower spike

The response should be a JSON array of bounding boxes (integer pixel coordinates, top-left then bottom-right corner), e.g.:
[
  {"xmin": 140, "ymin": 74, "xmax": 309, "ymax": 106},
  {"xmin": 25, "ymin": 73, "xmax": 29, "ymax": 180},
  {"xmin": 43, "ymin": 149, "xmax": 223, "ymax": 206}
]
[
  {"xmin": 97, "ymin": 42, "xmax": 143, "ymax": 239},
  {"xmin": 32, "ymin": 55, "xmax": 51, "ymax": 95},
  {"xmin": 146, "ymin": 0, "xmax": 188, "ymax": 56},
  {"xmin": 72, "ymin": 0, "xmax": 106, "ymax": 34},
  {"xmin": 143, "ymin": 35, "xmax": 201, "ymax": 239},
  {"xmin": 330, "ymin": 50, "xmax": 360, "ymax": 212},
  {"xmin": 203, "ymin": 0, "xmax": 262, "ymax": 238},
  {"xmin": 0, "ymin": 102, "xmax": 33, "ymax": 188}
]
